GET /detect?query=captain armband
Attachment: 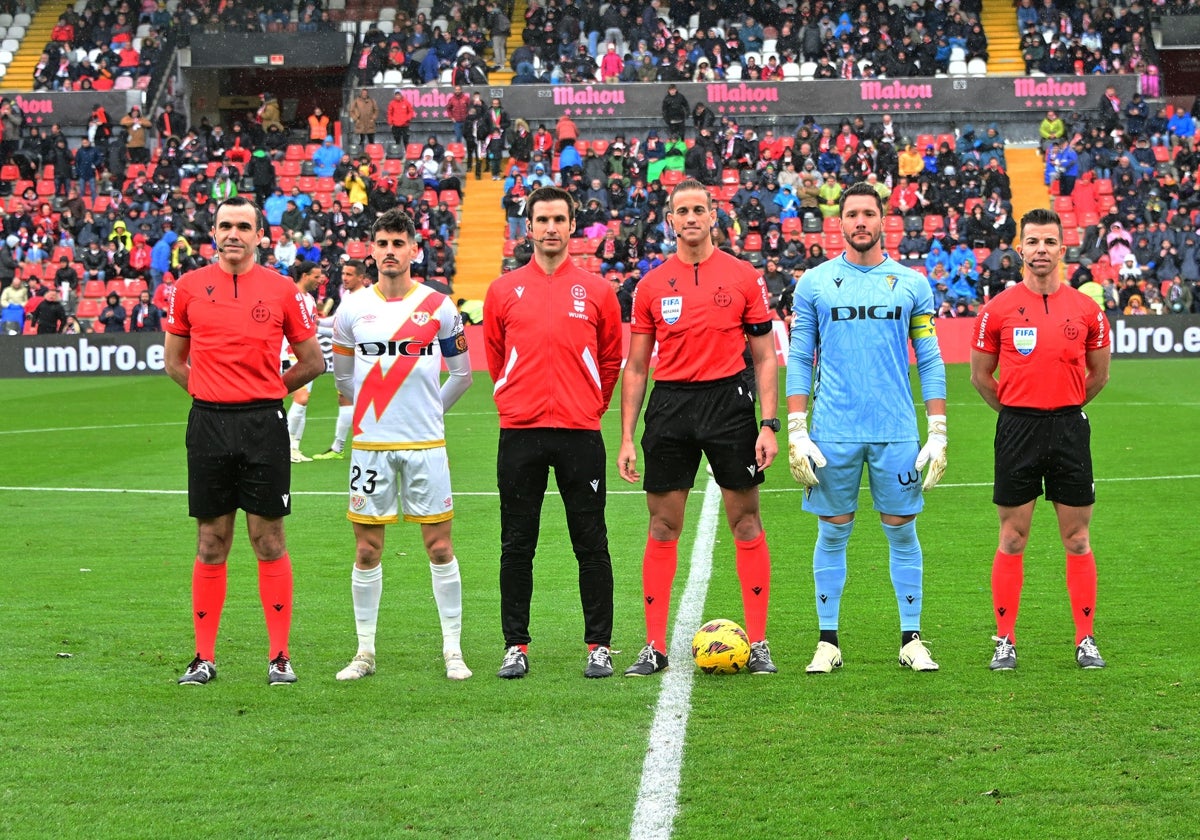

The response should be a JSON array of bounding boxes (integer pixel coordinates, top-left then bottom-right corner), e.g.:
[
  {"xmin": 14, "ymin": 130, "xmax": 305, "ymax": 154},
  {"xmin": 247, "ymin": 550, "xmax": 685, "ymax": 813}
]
[
  {"xmin": 908, "ymin": 312, "xmax": 937, "ymax": 340},
  {"xmin": 744, "ymin": 320, "xmax": 773, "ymax": 337}
]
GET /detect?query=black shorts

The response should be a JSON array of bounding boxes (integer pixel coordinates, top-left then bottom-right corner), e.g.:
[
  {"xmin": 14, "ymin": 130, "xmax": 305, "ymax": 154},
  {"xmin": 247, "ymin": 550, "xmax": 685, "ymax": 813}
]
[
  {"xmin": 186, "ymin": 399, "xmax": 292, "ymax": 519},
  {"xmin": 641, "ymin": 374, "xmax": 763, "ymax": 493},
  {"xmin": 993, "ymin": 406, "xmax": 1095, "ymax": 508}
]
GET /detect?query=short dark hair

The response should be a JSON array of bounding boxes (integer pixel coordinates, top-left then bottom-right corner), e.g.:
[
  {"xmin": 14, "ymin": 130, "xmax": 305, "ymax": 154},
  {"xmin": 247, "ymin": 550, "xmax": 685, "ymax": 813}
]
[
  {"xmin": 1020, "ymin": 207, "xmax": 1063, "ymax": 239},
  {"xmin": 343, "ymin": 258, "xmax": 368, "ymax": 276},
  {"xmin": 290, "ymin": 260, "xmax": 319, "ymax": 280},
  {"xmin": 525, "ymin": 185, "xmax": 575, "ymax": 223},
  {"xmin": 371, "ymin": 207, "xmax": 417, "ymax": 239},
  {"xmin": 838, "ymin": 180, "xmax": 884, "ymax": 215},
  {"xmin": 668, "ymin": 179, "xmax": 712, "ymax": 212},
  {"xmin": 213, "ymin": 195, "xmax": 266, "ymax": 235}
]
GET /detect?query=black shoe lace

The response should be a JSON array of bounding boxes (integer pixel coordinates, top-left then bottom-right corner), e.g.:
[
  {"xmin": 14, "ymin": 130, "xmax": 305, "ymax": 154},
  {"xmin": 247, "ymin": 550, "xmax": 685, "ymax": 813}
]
[
  {"xmin": 590, "ymin": 647, "xmax": 612, "ymax": 668},
  {"xmin": 270, "ymin": 653, "xmax": 289, "ymax": 671}
]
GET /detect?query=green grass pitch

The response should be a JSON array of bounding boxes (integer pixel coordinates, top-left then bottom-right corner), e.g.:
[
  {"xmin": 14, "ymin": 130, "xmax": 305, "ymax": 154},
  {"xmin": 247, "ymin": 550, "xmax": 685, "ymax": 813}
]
[{"xmin": 1, "ymin": 359, "xmax": 1197, "ymax": 839}]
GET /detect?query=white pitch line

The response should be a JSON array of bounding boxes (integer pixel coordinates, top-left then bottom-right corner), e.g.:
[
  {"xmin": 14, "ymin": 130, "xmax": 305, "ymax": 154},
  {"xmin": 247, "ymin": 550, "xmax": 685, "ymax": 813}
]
[
  {"xmin": 629, "ymin": 477, "xmax": 721, "ymax": 840},
  {"xmin": 1, "ymin": 474, "xmax": 1196, "ymax": 499}
]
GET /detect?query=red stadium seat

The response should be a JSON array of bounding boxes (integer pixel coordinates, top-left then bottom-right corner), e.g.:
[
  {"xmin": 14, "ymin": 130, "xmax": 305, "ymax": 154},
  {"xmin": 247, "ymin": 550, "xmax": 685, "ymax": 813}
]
[
  {"xmin": 278, "ymin": 160, "xmax": 301, "ymax": 177},
  {"xmin": 406, "ymin": 143, "xmax": 423, "ymax": 160},
  {"xmin": 742, "ymin": 233, "xmax": 763, "ymax": 252},
  {"xmin": 1053, "ymin": 195, "xmax": 1074, "ymax": 213},
  {"xmin": 1094, "ymin": 178, "xmax": 1113, "ymax": 196},
  {"xmin": 660, "ymin": 169, "xmax": 683, "ymax": 186},
  {"xmin": 884, "ymin": 215, "xmax": 904, "ymax": 232},
  {"xmin": 438, "ymin": 190, "xmax": 460, "ymax": 209},
  {"xmin": 822, "ymin": 216, "xmax": 841, "ymax": 233},
  {"xmin": 364, "ymin": 143, "xmax": 385, "ymax": 161},
  {"xmin": 75, "ymin": 299, "xmax": 101, "ymax": 319},
  {"xmin": 285, "ymin": 145, "xmax": 305, "ymax": 161},
  {"xmin": 591, "ymin": 139, "xmax": 609, "ymax": 156},
  {"xmin": 82, "ymin": 280, "xmax": 106, "ymax": 298},
  {"xmin": 923, "ymin": 215, "xmax": 944, "ymax": 235},
  {"xmin": 345, "ymin": 240, "xmax": 370, "ymax": 259}
]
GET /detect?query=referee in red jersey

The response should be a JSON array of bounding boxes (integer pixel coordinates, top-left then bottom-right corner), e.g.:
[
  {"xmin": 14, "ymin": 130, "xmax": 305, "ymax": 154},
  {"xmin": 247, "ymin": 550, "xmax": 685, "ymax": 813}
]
[
  {"xmin": 164, "ymin": 196, "xmax": 325, "ymax": 686},
  {"xmin": 483, "ymin": 185, "xmax": 624, "ymax": 680},
  {"xmin": 970, "ymin": 207, "xmax": 1112, "ymax": 672},
  {"xmin": 618, "ymin": 178, "xmax": 780, "ymax": 677}
]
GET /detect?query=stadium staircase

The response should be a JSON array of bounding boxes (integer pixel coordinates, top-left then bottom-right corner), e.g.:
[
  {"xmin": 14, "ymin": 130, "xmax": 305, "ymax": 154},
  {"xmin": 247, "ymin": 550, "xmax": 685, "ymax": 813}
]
[
  {"xmin": 980, "ymin": 0, "xmax": 1023, "ymax": 76},
  {"xmin": 454, "ymin": 174, "xmax": 507, "ymax": 302},
  {"xmin": 0, "ymin": 2, "xmax": 68, "ymax": 93},
  {"xmin": 1005, "ymin": 148, "xmax": 1049, "ymax": 221},
  {"xmin": 489, "ymin": 0, "xmax": 528, "ymax": 85}
]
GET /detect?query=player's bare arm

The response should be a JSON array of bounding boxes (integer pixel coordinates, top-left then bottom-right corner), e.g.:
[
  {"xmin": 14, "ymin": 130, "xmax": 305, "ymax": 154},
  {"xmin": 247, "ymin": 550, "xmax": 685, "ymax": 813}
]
[
  {"xmin": 283, "ymin": 336, "xmax": 325, "ymax": 393},
  {"xmin": 163, "ymin": 333, "xmax": 191, "ymax": 392},
  {"xmin": 1083, "ymin": 345, "xmax": 1111, "ymax": 405},
  {"xmin": 618, "ymin": 333, "xmax": 654, "ymax": 483},
  {"xmin": 969, "ymin": 349, "xmax": 1003, "ymax": 412}
]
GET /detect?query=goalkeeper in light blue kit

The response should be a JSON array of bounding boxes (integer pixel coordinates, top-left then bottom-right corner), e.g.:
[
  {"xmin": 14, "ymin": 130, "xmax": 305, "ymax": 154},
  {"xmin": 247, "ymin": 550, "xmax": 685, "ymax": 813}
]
[{"xmin": 786, "ymin": 181, "xmax": 948, "ymax": 674}]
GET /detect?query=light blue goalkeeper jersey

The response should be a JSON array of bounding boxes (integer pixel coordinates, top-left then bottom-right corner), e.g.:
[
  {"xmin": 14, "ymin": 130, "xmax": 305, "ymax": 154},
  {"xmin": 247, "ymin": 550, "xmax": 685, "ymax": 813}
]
[{"xmin": 787, "ymin": 252, "xmax": 946, "ymax": 443}]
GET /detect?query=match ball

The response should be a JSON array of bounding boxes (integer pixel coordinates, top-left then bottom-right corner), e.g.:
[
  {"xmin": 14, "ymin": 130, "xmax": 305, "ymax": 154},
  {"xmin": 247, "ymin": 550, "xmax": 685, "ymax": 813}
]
[{"xmin": 691, "ymin": 619, "xmax": 751, "ymax": 675}]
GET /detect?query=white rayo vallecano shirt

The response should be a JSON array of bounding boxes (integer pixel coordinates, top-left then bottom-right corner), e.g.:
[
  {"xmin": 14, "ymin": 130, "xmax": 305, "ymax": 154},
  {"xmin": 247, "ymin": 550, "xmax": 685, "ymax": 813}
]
[
  {"xmin": 332, "ymin": 282, "xmax": 467, "ymax": 448},
  {"xmin": 281, "ymin": 290, "xmax": 319, "ymax": 363}
]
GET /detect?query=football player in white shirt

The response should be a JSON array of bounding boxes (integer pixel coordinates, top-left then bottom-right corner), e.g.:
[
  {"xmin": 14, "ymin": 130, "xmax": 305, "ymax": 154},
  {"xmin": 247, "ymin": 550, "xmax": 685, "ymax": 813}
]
[
  {"xmin": 313, "ymin": 259, "xmax": 371, "ymax": 461},
  {"xmin": 284, "ymin": 260, "xmax": 322, "ymax": 462},
  {"xmin": 330, "ymin": 209, "xmax": 474, "ymax": 681}
]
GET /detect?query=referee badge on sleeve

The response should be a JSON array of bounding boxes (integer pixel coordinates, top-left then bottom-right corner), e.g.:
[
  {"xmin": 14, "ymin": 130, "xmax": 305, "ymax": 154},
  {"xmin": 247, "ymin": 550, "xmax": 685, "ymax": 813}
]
[
  {"xmin": 1013, "ymin": 327, "xmax": 1037, "ymax": 356},
  {"xmin": 661, "ymin": 296, "xmax": 683, "ymax": 325}
]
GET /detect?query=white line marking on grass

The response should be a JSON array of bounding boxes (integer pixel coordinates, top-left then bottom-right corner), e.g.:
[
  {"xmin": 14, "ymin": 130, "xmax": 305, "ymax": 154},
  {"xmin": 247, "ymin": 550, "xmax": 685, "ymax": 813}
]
[
  {"xmin": 1, "ymin": 474, "xmax": 1197, "ymax": 499},
  {"xmin": 629, "ymin": 477, "xmax": 721, "ymax": 840}
]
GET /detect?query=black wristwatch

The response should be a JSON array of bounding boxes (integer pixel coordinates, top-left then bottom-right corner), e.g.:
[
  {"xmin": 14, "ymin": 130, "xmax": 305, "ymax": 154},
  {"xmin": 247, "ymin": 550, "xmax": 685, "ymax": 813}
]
[{"xmin": 760, "ymin": 418, "xmax": 781, "ymax": 433}]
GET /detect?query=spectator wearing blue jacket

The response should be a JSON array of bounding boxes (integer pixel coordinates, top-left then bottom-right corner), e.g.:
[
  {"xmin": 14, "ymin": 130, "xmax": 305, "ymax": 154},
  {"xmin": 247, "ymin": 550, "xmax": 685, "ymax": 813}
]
[
  {"xmin": 948, "ymin": 260, "xmax": 979, "ymax": 305},
  {"xmin": 149, "ymin": 229, "xmax": 177, "ymax": 292},
  {"xmin": 74, "ymin": 137, "xmax": 104, "ymax": 202},
  {"xmin": 925, "ymin": 239, "xmax": 951, "ymax": 276},
  {"xmin": 1167, "ymin": 109, "xmax": 1196, "ymax": 143},
  {"xmin": 263, "ymin": 187, "xmax": 289, "ymax": 226},
  {"xmin": 312, "ymin": 135, "xmax": 342, "ymax": 178},
  {"xmin": 948, "ymin": 241, "xmax": 976, "ymax": 274}
]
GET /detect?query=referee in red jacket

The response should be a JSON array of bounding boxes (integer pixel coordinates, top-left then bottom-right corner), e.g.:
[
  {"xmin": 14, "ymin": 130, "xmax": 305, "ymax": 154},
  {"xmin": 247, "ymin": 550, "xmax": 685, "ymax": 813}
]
[
  {"xmin": 484, "ymin": 185, "xmax": 624, "ymax": 680},
  {"xmin": 971, "ymin": 207, "xmax": 1112, "ymax": 672},
  {"xmin": 164, "ymin": 196, "xmax": 325, "ymax": 686}
]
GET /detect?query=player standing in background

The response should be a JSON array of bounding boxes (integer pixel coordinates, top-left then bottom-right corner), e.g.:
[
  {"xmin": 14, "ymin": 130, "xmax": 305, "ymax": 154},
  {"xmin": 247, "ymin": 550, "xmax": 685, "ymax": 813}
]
[
  {"xmin": 483, "ymin": 185, "xmax": 623, "ymax": 680},
  {"xmin": 970, "ymin": 207, "xmax": 1111, "ymax": 671},
  {"xmin": 618, "ymin": 178, "xmax": 780, "ymax": 678},
  {"xmin": 314, "ymin": 259, "xmax": 371, "ymax": 461},
  {"xmin": 330, "ymin": 209, "xmax": 474, "ymax": 681},
  {"xmin": 164, "ymin": 196, "xmax": 325, "ymax": 686},
  {"xmin": 283, "ymin": 260, "xmax": 323, "ymax": 463},
  {"xmin": 786, "ymin": 181, "xmax": 948, "ymax": 675}
]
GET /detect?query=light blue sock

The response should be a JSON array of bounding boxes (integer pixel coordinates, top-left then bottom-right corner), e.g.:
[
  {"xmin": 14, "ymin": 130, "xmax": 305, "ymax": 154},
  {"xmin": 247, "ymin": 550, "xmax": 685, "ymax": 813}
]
[
  {"xmin": 884, "ymin": 520, "xmax": 923, "ymax": 632},
  {"xmin": 814, "ymin": 519, "xmax": 854, "ymax": 631}
]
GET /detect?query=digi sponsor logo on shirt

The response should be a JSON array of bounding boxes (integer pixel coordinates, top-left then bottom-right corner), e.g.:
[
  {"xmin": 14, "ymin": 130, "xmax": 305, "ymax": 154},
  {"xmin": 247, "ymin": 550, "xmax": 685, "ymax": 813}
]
[{"xmin": 1013, "ymin": 327, "xmax": 1037, "ymax": 356}]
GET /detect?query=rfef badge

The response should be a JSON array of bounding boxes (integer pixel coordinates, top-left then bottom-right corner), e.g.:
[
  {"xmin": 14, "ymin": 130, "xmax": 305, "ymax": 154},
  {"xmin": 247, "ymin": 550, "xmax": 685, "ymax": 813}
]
[{"xmin": 1013, "ymin": 327, "xmax": 1037, "ymax": 356}]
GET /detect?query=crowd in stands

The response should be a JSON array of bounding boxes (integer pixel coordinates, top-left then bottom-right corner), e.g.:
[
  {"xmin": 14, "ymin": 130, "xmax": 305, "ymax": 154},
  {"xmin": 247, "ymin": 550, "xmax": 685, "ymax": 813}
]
[
  {"xmin": 349, "ymin": 0, "xmax": 1193, "ymax": 88},
  {"xmin": 494, "ymin": 87, "xmax": 1200, "ymax": 324},
  {"xmin": 355, "ymin": 0, "xmax": 998, "ymax": 86},
  {"xmin": 0, "ymin": 88, "xmax": 467, "ymax": 335}
]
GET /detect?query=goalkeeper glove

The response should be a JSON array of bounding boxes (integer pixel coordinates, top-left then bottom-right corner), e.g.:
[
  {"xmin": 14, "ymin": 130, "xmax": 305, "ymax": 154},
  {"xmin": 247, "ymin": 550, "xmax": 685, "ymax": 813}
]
[
  {"xmin": 915, "ymin": 414, "xmax": 947, "ymax": 491},
  {"xmin": 787, "ymin": 411, "xmax": 827, "ymax": 488}
]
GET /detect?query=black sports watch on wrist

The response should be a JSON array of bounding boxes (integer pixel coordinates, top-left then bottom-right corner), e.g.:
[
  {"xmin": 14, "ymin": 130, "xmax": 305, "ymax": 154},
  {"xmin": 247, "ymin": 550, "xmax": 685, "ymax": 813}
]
[{"xmin": 760, "ymin": 418, "xmax": 781, "ymax": 433}]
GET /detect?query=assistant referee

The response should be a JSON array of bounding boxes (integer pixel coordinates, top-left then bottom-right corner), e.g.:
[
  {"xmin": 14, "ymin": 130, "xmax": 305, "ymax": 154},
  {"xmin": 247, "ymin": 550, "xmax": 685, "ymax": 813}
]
[
  {"xmin": 164, "ymin": 196, "xmax": 325, "ymax": 686},
  {"xmin": 971, "ymin": 207, "xmax": 1112, "ymax": 672}
]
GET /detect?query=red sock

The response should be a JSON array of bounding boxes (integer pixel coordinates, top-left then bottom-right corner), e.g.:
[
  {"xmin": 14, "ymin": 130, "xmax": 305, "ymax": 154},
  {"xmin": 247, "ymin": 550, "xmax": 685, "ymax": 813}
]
[
  {"xmin": 192, "ymin": 559, "xmax": 227, "ymax": 662},
  {"xmin": 1066, "ymin": 551, "xmax": 1097, "ymax": 644},
  {"xmin": 991, "ymin": 550, "xmax": 1023, "ymax": 643},
  {"xmin": 642, "ymin": 537, "xmax": 678, "ymax": 652},
  {"xmin": 258, "ymin": 554, "xmax": 293, "ymax": 659},
  {"xmin": 735, "ymin": 531, "xmax": 771, "ymax": 643}
]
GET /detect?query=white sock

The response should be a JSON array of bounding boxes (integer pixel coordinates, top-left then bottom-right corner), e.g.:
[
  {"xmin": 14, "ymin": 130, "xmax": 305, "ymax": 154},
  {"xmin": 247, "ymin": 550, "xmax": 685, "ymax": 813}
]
[
  {"xmin": 351, "ymin": 564, "xmax": 383, "ymax": 656},
  {"xmin": 430, "ymin": 558, "xmax": 463, "ymax": 655},
  {"xmin": 287, "ymin": 402, "xmax": 307, "ymax": 445},
  {"xmin": 332, "ymin": 404, "xmax": 353, "ymax": 453}
]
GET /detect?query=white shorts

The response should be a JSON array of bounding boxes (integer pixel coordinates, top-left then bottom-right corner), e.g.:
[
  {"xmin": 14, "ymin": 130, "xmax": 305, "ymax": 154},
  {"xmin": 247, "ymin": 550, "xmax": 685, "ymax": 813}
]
[{"xmin": 346, "ymin": 447, "xmax": 454, "ymax": 525}]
